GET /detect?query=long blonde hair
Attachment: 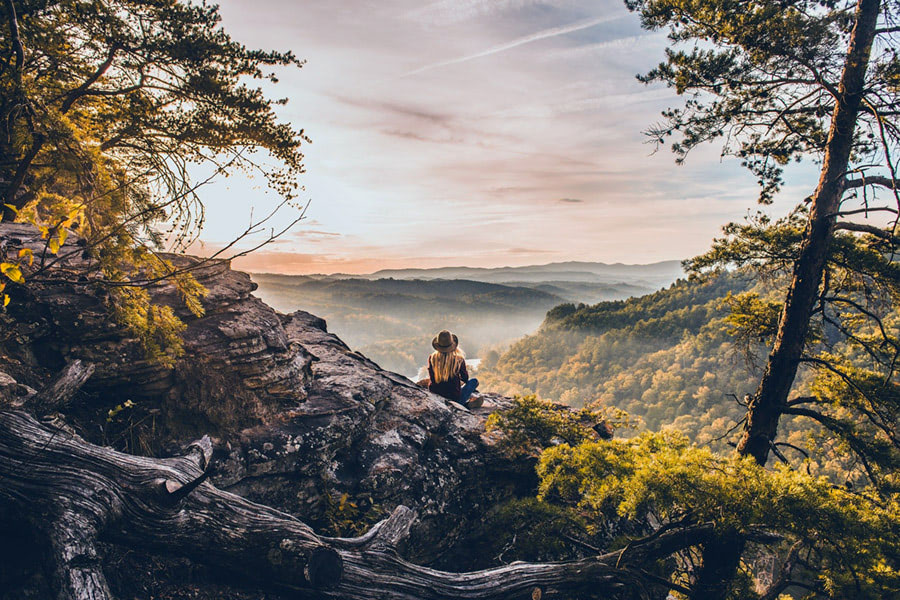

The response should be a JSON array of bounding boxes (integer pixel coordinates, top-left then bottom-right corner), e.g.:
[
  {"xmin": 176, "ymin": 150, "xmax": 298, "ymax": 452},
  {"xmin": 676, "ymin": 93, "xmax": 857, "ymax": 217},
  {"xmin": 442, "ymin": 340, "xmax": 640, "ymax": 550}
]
[{"xmin": 430, "ymin": 348, "xmax": 465, "ymax": 383}]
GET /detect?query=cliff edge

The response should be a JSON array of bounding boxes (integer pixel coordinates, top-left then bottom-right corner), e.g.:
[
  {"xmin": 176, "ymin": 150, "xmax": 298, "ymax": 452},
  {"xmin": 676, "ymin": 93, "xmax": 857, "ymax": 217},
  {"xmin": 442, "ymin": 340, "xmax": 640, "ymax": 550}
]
[{"xmin": 0, "ymin": 224, "xmax": 532, "ymax": 590}]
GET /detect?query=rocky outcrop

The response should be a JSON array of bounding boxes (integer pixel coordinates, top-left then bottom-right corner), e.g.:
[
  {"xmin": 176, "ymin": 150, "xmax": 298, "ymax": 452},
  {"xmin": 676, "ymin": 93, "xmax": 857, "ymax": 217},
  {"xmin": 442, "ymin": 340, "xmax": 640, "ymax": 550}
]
[
  {"xmin": 217, "ymin": 309, "xmax": 531, "ymax": 563},
  {"xmin": 0, "ymin": 223, "xmax": 533, "ymax": 568},
  {"xmin": 1, "ymin": 222, "xmax": 314, "ymax": 438}
]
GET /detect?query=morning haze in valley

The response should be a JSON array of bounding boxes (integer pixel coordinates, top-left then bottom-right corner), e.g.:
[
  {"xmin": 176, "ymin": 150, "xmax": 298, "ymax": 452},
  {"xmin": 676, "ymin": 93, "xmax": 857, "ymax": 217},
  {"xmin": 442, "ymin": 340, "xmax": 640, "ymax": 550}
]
[
  {"xmin": 251, "ymin": 259, "xmax": 683, "ymax": 379},
  {"xmin": 2, "ymin": 0, "xmax": 898, "ymax": 598},
  {"xmin": 200, "ymin": 0, "xmax": 790, "ymax": 384}
]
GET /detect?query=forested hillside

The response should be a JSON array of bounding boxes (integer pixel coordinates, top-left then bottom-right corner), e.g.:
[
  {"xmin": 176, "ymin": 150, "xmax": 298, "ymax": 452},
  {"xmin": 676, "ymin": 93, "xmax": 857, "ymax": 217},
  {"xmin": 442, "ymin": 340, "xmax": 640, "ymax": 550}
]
[
  {"xmin": 3, "ymin": 0, "xmax": 898, "ymax": 595},
  {"xmin": 250, "ymin": 267, "xmax": 682, "ymax": 378},
  {"xmin": 479, "ymin": 273, "xmax": 779, "ymax": 445}
]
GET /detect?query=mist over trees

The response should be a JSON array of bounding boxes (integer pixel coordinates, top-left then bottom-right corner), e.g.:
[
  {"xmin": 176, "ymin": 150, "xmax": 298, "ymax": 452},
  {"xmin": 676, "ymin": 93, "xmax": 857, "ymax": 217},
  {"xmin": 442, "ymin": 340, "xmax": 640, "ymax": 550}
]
[
  {"xmin": 249, "ymin": 265, "xmax": 678, "ymax": 378},
  {"xmin": 486, "ymin": 0, "xmax": 900, "ymax": 596},
  {"xmin": 1, "ymin": 0, "xmax": 899, "ymax": 599}
]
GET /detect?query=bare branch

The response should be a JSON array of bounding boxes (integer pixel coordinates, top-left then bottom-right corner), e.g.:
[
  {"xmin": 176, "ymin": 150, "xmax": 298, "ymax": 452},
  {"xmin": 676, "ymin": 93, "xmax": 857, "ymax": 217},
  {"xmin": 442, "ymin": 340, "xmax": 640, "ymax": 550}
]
[
  {"xmin": 3, "ymin": 0, "xmax": 23, "ymax": 76},
  {"xmin": 769, "ymin": 440, "xmax": 791, "ymax": 465},
  {"xmin": 844, "ymin": 176, "xmax": 900, "ymax": 190},
  {"xmin": 861, "ymin": 99, "xmax": 900, "ymax": 233},
  {"xmin": 834, "ymin": 221, "xmax": 895, "ymax": 238},
  {"xmin": 2, "ymin": 131, "xmax": 44, "ymax": 213},
  {"xmin": 157, "ymin": 469, "xmax": 211, "ymax": 507},
  {"xmin": 832, "ymin": 206, "xmax": 898, "ymax": 217},
  {"xmin": 26, "ymin": 360, "xmax": 95, "ymax": 416},
  {"xmin": 0, "ymin": 410, "xmax": 725, "ymax": 600},
  {"xmin": 60, "ymin": 45, "xmax": 121, "ymax": 113},
  {"xmin": 773, "ymin": 441, "xmax": 811, "ymax": 462},
  {"xmin": 785, "ymin": 396, "xmax": 817, "ymax": 407},
  {"xmin": 321, "ymin": 506, "xmax": 417, "ymax": 552}
]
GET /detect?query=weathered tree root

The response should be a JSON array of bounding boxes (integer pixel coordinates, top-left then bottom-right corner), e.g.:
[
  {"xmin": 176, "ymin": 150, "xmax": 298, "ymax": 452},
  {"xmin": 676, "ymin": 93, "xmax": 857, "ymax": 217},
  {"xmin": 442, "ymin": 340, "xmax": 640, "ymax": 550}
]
[
  {"xmin": 20, "ymin": 359, "xmax": 95, "ymax": 416},
  {"xmin": 0, "ymin": 409, "xmax": 709, "ymax": 600}
]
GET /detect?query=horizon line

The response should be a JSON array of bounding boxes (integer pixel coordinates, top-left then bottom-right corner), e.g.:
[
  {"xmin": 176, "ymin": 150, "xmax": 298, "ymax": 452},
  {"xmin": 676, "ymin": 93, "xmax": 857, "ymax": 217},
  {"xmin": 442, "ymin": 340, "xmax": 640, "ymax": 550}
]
[{"xmin": 244, "ymin": 257, "xmax": 686, "ymax": 278}]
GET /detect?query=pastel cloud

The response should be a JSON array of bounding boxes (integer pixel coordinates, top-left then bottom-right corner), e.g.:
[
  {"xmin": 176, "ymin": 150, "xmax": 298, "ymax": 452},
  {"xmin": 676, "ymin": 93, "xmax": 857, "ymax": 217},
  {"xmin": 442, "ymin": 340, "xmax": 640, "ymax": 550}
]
[
  {"xmin": 192, "ymin": 0, "xmax": 812, "ymax": 275},
  {"xmin": 400, "ymin": 14, "xmax": 626, "ymax": 77}
]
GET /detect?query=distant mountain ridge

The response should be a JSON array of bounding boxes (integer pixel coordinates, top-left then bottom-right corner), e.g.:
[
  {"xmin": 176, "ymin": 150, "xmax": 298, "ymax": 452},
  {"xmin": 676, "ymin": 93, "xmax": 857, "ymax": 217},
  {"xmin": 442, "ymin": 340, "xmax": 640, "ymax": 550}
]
[
  {"xmin": 319, "ymin": 259, "xmax": 683, "ymax": 285},
  {"xmin": 251, "ymin": 275, "xmax": 567, "ymax": 313},
  {"xmin": 249, "ymin": 261, "xmax": 684, "ymax": 378}
]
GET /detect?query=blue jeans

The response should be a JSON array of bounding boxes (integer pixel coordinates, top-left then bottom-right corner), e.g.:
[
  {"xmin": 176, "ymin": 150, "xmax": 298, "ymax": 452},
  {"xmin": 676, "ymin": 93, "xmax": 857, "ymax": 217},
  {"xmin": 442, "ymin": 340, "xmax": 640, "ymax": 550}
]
[{"xmin": 460, "ymin": 378, "xmax": 479, "ymax": 405}]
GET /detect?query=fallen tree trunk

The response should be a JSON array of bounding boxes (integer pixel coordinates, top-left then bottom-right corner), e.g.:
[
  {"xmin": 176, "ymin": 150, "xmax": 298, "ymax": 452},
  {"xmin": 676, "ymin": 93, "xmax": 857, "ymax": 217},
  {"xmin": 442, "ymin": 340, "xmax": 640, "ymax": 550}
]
[
  {"xmin": 0, "ymin": 408, "xmax": 712, "ymax": 600},
  {"xmin": 0, "ymin": 409, "xmax": 340, "ymax": 600}
]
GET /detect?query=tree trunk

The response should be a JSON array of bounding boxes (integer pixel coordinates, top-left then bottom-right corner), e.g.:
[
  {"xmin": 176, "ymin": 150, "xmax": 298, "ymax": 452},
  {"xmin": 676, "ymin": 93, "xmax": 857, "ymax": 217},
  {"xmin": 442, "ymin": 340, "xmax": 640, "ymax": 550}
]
[
  {"xmin": 0, "ymin": 408, "xmax": 714, "ymax": 600},
  {"xmin": 692, "ymin": 0, "xmax": 882, "ymax": 597},
  {"xmin": 689, "ymin": 535, "xmax": 746, "ymax": 600},
  {"xmin": 737, "ymin": 0, "xmax": 881, "ymax": 466}
]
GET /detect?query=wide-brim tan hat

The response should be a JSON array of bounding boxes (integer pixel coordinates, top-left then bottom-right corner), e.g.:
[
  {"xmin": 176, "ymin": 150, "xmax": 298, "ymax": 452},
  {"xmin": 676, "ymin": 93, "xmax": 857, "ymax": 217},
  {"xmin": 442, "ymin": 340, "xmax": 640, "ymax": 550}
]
[{"xmin": 432, "ymin": 329, "xmax": 458, "ymax": 353}]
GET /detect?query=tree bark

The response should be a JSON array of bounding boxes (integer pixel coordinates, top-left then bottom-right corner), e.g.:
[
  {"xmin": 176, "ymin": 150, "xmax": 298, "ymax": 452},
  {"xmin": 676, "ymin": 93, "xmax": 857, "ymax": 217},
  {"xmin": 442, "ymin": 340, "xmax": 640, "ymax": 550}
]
[
  {"xmin": 0, "ymin": 408, "xmax": 718, "ymax": 600},
  {"xmin": 24, "ymin": 359, "xmax": 95, "ymax": 416},
  {"xmin": 692, "ymin": 0, "xmax": 882, "ymax": 598},
  {"xmin": 46, "ymin": 512, "xmax": 113, "ymax": 600},
  {"xmin": 737, "ymin": 0, "xmax": 881, "ymax": 466},
  {"xmin": 0, "ymin": 409, "xmax": 342, "ymax": 599}
]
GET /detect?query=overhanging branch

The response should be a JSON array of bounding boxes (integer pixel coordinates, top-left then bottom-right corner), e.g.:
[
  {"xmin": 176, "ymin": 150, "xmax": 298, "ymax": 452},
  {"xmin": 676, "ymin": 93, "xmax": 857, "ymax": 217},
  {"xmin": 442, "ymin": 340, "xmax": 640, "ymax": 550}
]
[
  {"xmin": 844, "ymin": 176, "xmax": 899, "ymax": 190},
  {"xmin": 834, "ymin": 221, "xmax": 896, "ymax": 239}
]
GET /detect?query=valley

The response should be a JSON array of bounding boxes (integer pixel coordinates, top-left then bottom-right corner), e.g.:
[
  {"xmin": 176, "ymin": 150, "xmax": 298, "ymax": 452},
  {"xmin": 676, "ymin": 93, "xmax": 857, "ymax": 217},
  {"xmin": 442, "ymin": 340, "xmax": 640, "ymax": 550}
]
[{"xmin": 250, "ymin": 260, "xmax": 683, "ymax": 378}]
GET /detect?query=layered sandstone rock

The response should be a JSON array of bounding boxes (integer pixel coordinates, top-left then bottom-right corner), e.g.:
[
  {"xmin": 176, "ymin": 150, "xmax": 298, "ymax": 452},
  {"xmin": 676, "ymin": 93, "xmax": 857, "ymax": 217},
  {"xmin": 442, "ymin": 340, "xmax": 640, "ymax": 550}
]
[
  {"xmin": 0, "ymin": 223, "xmax": 532, "ymax": 567},
  {"xmin": 1, "ymin": 223, "xmax": 313, "ymax": 437}
]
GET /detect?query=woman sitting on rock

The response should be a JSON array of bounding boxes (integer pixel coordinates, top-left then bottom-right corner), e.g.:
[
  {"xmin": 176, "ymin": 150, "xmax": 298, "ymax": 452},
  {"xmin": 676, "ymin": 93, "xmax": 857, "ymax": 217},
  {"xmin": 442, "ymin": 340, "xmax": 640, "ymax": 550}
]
[{"xmin": 427, "ymin": 330, "xmax": 482, "ymax": 409}]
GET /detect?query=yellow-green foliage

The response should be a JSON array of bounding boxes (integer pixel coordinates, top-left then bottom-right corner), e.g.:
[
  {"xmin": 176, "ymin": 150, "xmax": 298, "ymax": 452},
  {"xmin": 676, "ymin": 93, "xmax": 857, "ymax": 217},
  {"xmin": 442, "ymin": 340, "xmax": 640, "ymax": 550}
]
[
  {"xmin": 1, "ymin": 203, "xmax": 82, "ymax": 305},
  {"xmin": 1, "ymin": 0, "xmax": 305, "ymax": 365},
  {"xmin": 478, "ymin": 264, "xmax": 898, "ymax": 487},
  {"xmin": 537, "ymin": 433, "xmax": 900, "ymax": 598},
  {"xmin": 109, "ymin": 287, "xmax": 187, "ymax": 369},
  {"xmin": 478, "ymin": 273, "xmax": 762, "ymax": 444},
  {"xmin": 485, "ymin": 395, "xmax": 626, "ymax": 456},
  {"xmin": 320, "ymin": 487, "xmax": 385, "ymax": 538},
  {"xmin": 485, "ymin": 398, "xmax": 900, "ymax": 596},
  {"xmin": 0, "ymin": 151, "xmax": 209, "ymax": 366},
  {"xmin": 722, "ymin": 291, "xmax": 783, "ymax": 347}
]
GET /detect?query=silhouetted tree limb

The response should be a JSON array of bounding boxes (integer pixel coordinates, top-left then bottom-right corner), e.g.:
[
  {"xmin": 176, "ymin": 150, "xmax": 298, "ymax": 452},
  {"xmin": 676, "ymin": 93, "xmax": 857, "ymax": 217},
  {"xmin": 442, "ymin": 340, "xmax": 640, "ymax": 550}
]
[
  {"xmin": 843, "ymin": 176, "xmax": 900, "ymax": 190},
  {"xmin": 833, "ymin": 221, "xmax": 895, "ymax": 238}
]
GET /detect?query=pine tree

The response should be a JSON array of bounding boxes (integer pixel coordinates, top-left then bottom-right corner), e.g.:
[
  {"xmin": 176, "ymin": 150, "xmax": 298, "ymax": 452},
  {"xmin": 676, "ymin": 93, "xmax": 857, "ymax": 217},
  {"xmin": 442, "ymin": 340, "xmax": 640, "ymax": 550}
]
[
  {"xmin": 0, "ymin": 0, "xmax": 309, "ymax": 359},
  {"xmin": 628, "ymin": 0, "xmax": 900, "ymax": 595}
]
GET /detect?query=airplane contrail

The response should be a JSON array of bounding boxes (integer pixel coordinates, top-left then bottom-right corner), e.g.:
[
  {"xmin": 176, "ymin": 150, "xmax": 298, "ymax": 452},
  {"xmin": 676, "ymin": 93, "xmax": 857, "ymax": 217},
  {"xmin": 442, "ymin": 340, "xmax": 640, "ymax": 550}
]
[{"xmin": 401, "ymin": 14, "xmax": 622, "ymax": 78}]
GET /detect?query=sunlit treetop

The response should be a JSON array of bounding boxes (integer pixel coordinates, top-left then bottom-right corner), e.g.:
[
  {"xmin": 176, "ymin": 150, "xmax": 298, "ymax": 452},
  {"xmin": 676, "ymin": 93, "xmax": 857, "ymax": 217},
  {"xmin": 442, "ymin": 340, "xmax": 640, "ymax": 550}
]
[
  {"xmin": 628, "ymin": 0, "xmax": 900, "ymax": 203},
  {"xmin": 1, "ymin": 0, "xmax": 309, "ymax": 235},
  {"xmin": 0, "ymin": 0, "xmax": 310, "ymax": 361}
]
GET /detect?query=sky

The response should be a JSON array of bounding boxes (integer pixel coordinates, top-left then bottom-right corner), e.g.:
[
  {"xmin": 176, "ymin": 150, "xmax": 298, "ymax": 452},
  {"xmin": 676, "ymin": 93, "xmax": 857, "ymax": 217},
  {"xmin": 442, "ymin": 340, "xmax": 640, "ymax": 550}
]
[{"xmin": 193, "ymin": 0, "xmax": 815, "ymax": 274}]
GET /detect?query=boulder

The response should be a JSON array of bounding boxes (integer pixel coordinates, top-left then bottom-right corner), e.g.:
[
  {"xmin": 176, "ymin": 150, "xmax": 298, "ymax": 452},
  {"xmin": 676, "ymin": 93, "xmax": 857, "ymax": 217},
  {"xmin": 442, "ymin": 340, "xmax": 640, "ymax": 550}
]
[{"xmin": 0, "ymin": 223, "xmax": 533, "ymax": 567}]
